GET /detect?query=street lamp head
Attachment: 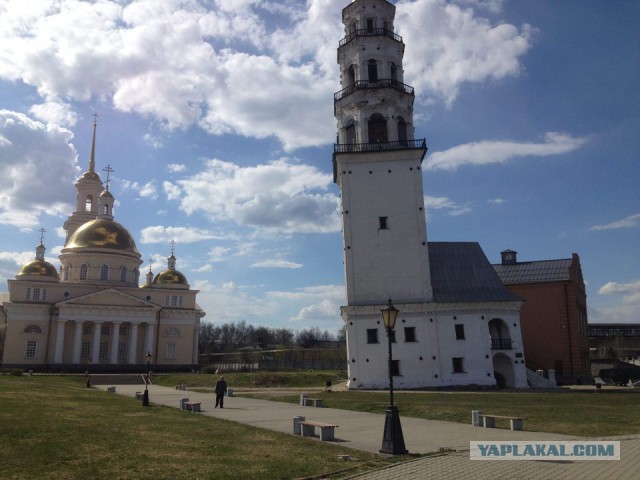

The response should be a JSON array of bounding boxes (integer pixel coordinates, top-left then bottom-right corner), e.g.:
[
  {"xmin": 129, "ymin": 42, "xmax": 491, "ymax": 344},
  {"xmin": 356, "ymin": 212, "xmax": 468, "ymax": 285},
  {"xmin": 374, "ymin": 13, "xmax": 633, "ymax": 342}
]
[
  {"xmin": 146, "ymin": 352, "xmax": 152, "ymax": 364},
  {"xmin": 381, "ymin": 298, "xmax": 399, "ymax": 330}
]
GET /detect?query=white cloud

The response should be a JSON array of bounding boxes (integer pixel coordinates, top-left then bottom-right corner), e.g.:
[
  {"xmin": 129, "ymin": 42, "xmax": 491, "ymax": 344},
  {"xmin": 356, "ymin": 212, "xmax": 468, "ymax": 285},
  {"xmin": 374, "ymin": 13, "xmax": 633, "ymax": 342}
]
[
  {"xmin": 163, "ymin": 181, "xmax": 181, "ymax": 200},
  {"xmin": 171, "ymin": 157, "xmax": 341, "ymax": 234},
  {"xmin": 143, "ymin": 133, "xmax": 163, "ymax": 149},
  {"xmin": 424, "ymin": 195, "xmax": 472, "ymax": 216},
  {"xmin": 426, "ymin": 132, "xmax": 588, "ymax": 171},
  {"xmin": 167, "ymin": 163, "xmax": 186, "ymax": 173},
  {"xmin": 29, "ymin": 101, "xmax": 78, "ymax": 127},
  {"xmin": 139, "ymin": 225, "xmax": 220, "ymax": 244},
  {"xmin": 590, "ymin": 213, "xmax": 640, "ymax": 231},
  {"xmin": 250, "ymin": 259, "xmax": 303, "ymax": 269},
  {"xmin": 488, "ymin": 198, "xmax": 506, "ymax": 205},
  {"xmin": 0, "ymin": 110, "xmax": 78, "ymax": 228},
  {"xmin": 0, "ymin": 0, "xmax": 534, "ymax": 150},
  {"xmin": 598, "ymin": 280, "xmax": 640, "ymax": 302}
]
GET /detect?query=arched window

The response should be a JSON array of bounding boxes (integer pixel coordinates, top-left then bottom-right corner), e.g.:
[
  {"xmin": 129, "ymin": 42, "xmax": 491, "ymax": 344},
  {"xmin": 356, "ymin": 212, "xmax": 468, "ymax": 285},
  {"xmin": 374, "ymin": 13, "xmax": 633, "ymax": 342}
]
[
  {"xmin": 120, "ymin": 266, "xmax": 127, "ymax": 282},
  {"xmin": 349, "ymin": 20, "xmax": 357, "ymax": 35},
  {"xmin": 489, "ymin": 318, "xmax": 512, "ymax": 350},
  {"xmin": 347, "ymin": 64, "xmax": 356, "ymax": 85},
  {"xmin": 397, "ymin": 117, "xmax": 408, "ymax": 144},
  {"xmin": 134, "ymin": 268, "xmax": 139, "ymax": 283},
  {"xmin": 390, "ymin": 62, "xmax": 397, "ymax": 81},
  {"xmin": 80, "ymin": 264, "xmax": 88, "ymax": 280},
  {"xmin": 368, "ymin": 113, "xmax": 388, "ymax": 143},
  {"xmin": 85, "ymin": 195, "xmax": 93, "ymax": 212},
  {"xmin": 367, "ymin": 59, "xmax": 378, "ymax": 82},
  {"xmin": 345, "ymin": 120, "xmax": 356, "ymax": 145},
  {"xmin": 163, "ymin": 327, "xmax": 181, "ymax": 337},
  {"xmin": 24, "ymin": 324, "xmax": 44, "ymax": 334},
  {"xmin": 64, "ymin": 265, "xmax": 70, "ymax": 281},
  {"xmin": 103, "ymin": 204, "xmax": 110, "ymax": 216},
  {"xmin": 366, "ymin": 18, "xmax": 374, "ymax": 32},
  {"xmin": 100, "ymin": 264, "xmax": 109, "ymax": 281}
]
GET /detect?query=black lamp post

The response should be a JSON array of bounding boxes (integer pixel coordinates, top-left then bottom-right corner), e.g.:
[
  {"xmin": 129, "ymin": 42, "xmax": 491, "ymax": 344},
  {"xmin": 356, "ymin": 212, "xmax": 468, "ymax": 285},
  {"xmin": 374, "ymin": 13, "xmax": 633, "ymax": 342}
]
[
  {"xmin": 142, "ymin": 352, "xmax": 151, "ymax": 407},
  {"xmin": 380, "ymin": 299, "xmax": 408, "ymax": 454},
  {"xmin": 86, "ymin": 358, "xmax": 92, "ymax": 388}
]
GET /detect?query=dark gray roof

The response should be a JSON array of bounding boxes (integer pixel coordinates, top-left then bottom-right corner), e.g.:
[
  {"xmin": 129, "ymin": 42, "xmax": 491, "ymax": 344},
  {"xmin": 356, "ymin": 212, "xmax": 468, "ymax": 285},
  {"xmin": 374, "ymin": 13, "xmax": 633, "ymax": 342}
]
[
  {"xmin": 493, "ymin": 258, "xmax": 572, "ymax": 285},
  {"xmin": 428, "ymin": 242, "xmax": 521, "ymax": 303}
]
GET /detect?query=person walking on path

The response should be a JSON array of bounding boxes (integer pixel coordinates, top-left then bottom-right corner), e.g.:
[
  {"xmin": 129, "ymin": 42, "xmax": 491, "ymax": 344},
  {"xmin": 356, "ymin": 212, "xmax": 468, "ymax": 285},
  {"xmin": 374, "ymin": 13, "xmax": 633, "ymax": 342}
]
[{"xmin": 214, "ymin": 375, "xmax": 228, "ymax": 408}]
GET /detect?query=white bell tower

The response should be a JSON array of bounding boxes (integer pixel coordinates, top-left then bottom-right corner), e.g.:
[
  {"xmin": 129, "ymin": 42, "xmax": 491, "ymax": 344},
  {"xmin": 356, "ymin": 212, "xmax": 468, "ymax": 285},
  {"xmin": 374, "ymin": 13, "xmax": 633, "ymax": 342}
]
[{"xmin": 334, "ymin": 0, "xmax": 433, "ymax": 306}]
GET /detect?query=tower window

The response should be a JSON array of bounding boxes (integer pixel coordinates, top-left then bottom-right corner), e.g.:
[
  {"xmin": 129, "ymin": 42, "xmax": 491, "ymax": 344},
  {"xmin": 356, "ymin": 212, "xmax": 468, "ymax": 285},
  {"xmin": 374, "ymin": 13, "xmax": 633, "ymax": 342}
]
[
  {"xmin": 26, "ymin": 340, "xmax": 37, "ymax": 358},
  {"xmin": 366, "ymin": 328, "xmax": 379, "ymax": 344},
  {"xmin": 398, "ymin": 118, "xmax": 408, "ymax": 144},
  {"xmin": 452, "ymin": 357, "xmax": 465, "ymax": 373},
  {"xmin": 366, "ymin": 18, "xmax": 374, "ymax": 32},
  {"xmin": 455, "ymin": 324, "xmax": 465, "ymax": 340},
  {"xmin": 404, "ymin": 327, "xmax": 416, "ymax": 342},
  {"xmin": 390, "ymin": 62, "xmax": 397, "ymax": 81},
  {"xmin": 367, "ymin": 59, "xmax": 378, "ymax": 82},
  {"xmin": 85, "ymin": 195, "xmax": 93, "ymax": 212},
  {"xmin": 80, "ymin": 264, "xmax": 88, "ymax": 280},
  {"xmin": 64, "ymin": 265, "xmax": 69, "ymax": 281},
  {"xmin": 367, "ymin": 113, "xmax": 388, "ymax": 143},
  {"xmin": 120, "ymin": 266, "xmax": 127, "ymax": 282},
  {"xmin": 379, "ymin": 216, "xmax": 388, "ymax": 230}
]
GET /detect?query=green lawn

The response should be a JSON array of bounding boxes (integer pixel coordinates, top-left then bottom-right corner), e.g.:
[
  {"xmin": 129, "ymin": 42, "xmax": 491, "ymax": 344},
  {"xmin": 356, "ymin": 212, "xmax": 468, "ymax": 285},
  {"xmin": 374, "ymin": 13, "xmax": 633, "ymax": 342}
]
[{"xmin": 0, "ymin": 375, "xmax": 396, "ymax": 480}]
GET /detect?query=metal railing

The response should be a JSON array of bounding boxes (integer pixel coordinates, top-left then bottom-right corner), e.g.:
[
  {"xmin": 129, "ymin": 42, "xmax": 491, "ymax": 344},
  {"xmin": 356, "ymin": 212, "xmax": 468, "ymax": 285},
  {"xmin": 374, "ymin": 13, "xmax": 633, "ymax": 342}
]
[
  {"xmin": 334, "ymin": 79, "xmax": 414, "ymax": 102},
  {"xmin": 338, "ymin": 28, "xmax": 403, "ymax": 48},
  {"xmin": 490, "ymin": 338, "xmax": 513, "ymax": 350},
  {"xmin": 333, "ymin": 138, "xmax": 426, "ymax": 154}
]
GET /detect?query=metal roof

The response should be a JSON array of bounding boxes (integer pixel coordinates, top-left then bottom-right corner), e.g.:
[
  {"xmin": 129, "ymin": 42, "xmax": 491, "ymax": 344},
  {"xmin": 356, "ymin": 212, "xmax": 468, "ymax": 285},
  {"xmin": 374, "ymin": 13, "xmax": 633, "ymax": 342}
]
[
  {"xmin": 492, "ymin": 258, "xmax": 572, "ymax": 285},
  {"xmin": 428, "ymin": 242, "xmax": 521, "ymax": 303}
]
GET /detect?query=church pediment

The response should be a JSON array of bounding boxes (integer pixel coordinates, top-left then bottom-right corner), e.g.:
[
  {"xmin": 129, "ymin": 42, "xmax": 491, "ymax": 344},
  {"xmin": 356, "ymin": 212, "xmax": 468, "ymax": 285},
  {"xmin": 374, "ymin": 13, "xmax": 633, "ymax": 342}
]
[{"xmin": 56, "ymin": 288, "xmax": 158, "ymax": 309}]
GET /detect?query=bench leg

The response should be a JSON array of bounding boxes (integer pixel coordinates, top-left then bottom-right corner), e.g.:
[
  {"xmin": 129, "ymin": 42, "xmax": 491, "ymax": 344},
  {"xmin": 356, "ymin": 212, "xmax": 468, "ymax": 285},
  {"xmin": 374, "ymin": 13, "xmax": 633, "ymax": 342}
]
[
  {"xmin": 510, "ymin": 419, "xmax": 523, "ymax": 431},
  {"xmin": 301, "ymin": 424, "xmax": 315, "ymax": 437},
  {"xmin": 319, "ymin": 427, "xmax": 334, "ymax": 441},
  {"xmin": 483, "ymin": 416, "xmax": 495, "ymax": 428}
]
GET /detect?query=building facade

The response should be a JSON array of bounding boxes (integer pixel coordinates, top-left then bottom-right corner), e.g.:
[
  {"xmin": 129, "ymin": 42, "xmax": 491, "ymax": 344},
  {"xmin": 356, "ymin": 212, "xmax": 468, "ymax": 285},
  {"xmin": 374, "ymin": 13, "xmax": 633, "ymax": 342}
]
[
  {"xmin": 493, "ymin": 250, "xmax": 590, "ymax": 382},
  {"xmin": 334, "ymin": 0, "xmax": 528, "ymax": 389},
  {"xmin": 1, "ymin": 122, "xmax": 204, "ymax": 371}
]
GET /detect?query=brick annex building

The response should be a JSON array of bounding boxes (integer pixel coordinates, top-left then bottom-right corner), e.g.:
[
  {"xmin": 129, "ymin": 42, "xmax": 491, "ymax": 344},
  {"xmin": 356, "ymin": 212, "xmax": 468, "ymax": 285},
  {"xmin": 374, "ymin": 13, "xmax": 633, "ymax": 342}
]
[{"xmin": 493, "ymin": 250, "xmax": 591, "ymax": 383}]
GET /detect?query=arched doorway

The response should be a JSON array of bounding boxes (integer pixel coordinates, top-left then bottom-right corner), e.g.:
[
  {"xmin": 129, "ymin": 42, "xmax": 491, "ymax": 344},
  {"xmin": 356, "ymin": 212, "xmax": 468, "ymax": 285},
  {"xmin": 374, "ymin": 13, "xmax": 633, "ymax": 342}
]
[
  {"xmin": 368, "ymin": 114, "xmax": 387, "ymax": 143},
  {"xmin": 493, "ymin": 353, "xmax": 515, "ymax": 388},
  {"xmin": 488, "ymin": 318, "xmax": 512, "ymax": 350}
]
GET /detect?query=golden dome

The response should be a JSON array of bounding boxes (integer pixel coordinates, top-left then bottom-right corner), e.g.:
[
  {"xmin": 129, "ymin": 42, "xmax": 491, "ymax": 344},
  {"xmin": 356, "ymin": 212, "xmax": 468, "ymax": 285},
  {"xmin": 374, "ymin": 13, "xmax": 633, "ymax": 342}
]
[
  {"xmin": 152, "ymin": 269, "xmax": 189, "ymax": 286},
  {"xmin": 18, "ymin": 259, "xmax": 60, "ymax": 280},
  {"xmin": 66, "ymin": 218, "xmax": 140, "ymax": 255}
]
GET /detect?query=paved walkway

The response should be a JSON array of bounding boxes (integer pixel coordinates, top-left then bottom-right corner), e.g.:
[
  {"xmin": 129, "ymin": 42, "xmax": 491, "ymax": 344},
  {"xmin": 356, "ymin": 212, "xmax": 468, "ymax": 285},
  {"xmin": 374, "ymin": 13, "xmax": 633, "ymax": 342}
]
[{"xmin": 98, "ymin": 384, "xmax": 640, "ymax": 479}]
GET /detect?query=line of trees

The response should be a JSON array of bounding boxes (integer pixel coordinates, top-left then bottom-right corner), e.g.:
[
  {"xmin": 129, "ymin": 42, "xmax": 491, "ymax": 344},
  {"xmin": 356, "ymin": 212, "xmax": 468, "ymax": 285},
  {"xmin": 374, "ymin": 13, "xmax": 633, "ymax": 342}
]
[{"xmin": 198, "ymin": 321, "xmax": 345, "ymax": 355}]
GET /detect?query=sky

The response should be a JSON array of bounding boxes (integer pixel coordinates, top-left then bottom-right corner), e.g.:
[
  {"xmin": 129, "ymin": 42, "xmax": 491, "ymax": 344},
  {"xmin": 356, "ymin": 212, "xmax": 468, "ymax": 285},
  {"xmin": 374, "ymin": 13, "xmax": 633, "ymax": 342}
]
[{"xmin": 0, "ymin": 0, "xmax": 638, "ymax": 333}]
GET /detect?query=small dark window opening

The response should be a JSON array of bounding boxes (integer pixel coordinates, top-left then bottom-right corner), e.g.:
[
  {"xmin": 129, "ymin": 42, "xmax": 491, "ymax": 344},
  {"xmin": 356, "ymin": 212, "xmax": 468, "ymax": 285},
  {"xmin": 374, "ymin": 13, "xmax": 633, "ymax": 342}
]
[
  {"xmin": 391, "ymin": 359, "xmax": 400, "ymax": 376},
  {"xmin": 367, "ymin": 329, "xmax": 379, "ymax": 344},
  {"xmin": 404, "ymin": 327, "xmax": 416, "ymax": 342},
  {"xmin": 368, "ymin": 59, "xmax": 378, "ymax": 82},
  {"xmin": 379, "ymin": 216, "xmax": 388, "ymax": 230},
  {"xmin": 366, "ymin": 18, "xmax": 374, "ymax": 32},
  {"xmin": 455, "ymin": 324, "xmax": 465, "ymax": 340},
  {"xmin": 452, "ymin": 357, "xmax": 464, "ymax": 373}
]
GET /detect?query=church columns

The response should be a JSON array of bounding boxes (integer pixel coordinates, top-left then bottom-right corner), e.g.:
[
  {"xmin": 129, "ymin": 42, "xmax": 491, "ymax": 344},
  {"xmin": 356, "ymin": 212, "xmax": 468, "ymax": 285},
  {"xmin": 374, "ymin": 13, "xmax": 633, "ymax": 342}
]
[
  {"xmin": 54, "ymin": 320, "xmax": 66, "ymax": 364},
  {"xmin": 91, "ymin": 321, "xmax": 102, "ymax": 364},
  {"xmin": 128, "ymin": 323, "xmax": 139, "ymax": 364},
  {"xmin": 143, "ymin": 323, "xmax": 154, "ymax": 358},
  {"xmin": 72, "ymin": 321, "xmax": 84, "ymax": 364},
  {"xmin": 110, "ymin": 322, "xmax": 121, "ymax": 364}
]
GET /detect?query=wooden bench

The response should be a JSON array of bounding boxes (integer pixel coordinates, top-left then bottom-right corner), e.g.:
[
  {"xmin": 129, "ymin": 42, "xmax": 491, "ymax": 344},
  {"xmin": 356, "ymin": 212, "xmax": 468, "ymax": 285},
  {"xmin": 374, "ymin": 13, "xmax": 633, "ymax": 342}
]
[
  {"xmin": 481, "ymin": 414, "xmax": 526, "ymax": 431},
  {"xmin": 135, "ymin": 391, "xmax": 143, "ymax": 400},
  {"xmin": 303, "ymin": 398, "xmax": 324, "ymax": 407},
  {"xmin": 184, "ymin": 401, "xmax": 201, "ymax": 413},
  {"xmin": 107, "ymin": 386, "xmax": 116, "ymax": 393},
  {"xmin": 175, "ymin": 384, "xmax": 187, "ymax": 390},
  {"xmin": 300, "ymin": 421, "xmax": 338, "ymax": 441}
]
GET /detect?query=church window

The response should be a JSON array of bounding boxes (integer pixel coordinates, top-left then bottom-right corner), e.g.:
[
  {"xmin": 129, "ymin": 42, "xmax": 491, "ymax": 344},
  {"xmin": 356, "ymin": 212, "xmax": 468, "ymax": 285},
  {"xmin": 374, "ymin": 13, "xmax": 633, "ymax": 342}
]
[
  {"xmin": 83, "ymin": 325, "xmax": 92, "ymax": 335},
  {"xmin": 100, "ymin": 264, "xmax": 109, "ymax": 281},
  {"xmin": 118, "ymin": 342, "xmax": 127, "ymax": 360},
  {"xmin": 347, "ymin": 64, "xmax": 356, "ymax": 85},
  {"xmin": 26, "ymin": 340, "xmax": 37, "ymax": 358},
  {"xmin": 379, "ymin": 216, "xmax": 388, "ymax": 230},
  {"xmin": 368, "ymin": 114, "xmax": 388, "ymax": 143},
  {"xmin": 99, "ymin": 341, "xmax": 109, "ymax": 359},
  {"xmin": 452, "ymin": 357, "xmax": 465, "ymax": 373},
  {"xmin": 166, "ymin": 342, "xmax": 177, "ymax": 360},
  {"xmin": 367, "ymin": 59, "xmax": 378, "ymax": 82},
  {"xmin": 390, "ymin": 62, "xmax": 397, "ymax": 81},
  {"xmin": 64, "ymin": 265, "xmax": 69, "ymax": 281},
  {"xmin": 404, "ymin": 327, "xmax": 416, "ymax": 342},
  {"xmin": 24, "ymin": 324, "xmax": 44, "ymax": 334},
  {"xmin": 32, "ymin": 288, "xmax": 41, "ymax": 300},
  {"xmin": 166, "ymin": 295, "xmax": 183, "ymax": 307},
  {"xmin": 119, "ymin": 325, "xmax": 128, "ymax": 336},
  {"xmin": 366, "ymin": 328, "xmax": 379, "ymax": 344},
  {"xmin": 163, "ymin": 327, "xmax": 181, "ymax": 337},
  {"xmin": 85, "ymin": 195, "xmax": 93, "ymax": 212},
  {"xmin": 81, "ymin": 341, "xmax": 91, "ymax": 359},
  {"xmin": 101, "ymin": 325, "xmax": 110, "ymax": 336},
  {"xmin": 103, "ymin": 204, "xmax": 109, "ymax": 216},
  {"xmin": 25, "ymin": 288, "xmax": 31, "ymax": 300},
  {"xmin": 80, "ymin": 264, "xmax": 88, "ymax": 280},
  {"xmin": 455, "ymin": 324, "xmax": 465, "ymax": 340},
  {"xmin": 120, "ymin": 266, "xmax": 127, "ymax": 282},
  {"xmin": 366, "ymin": 18, "xmax": 374, "ymax": 32}
]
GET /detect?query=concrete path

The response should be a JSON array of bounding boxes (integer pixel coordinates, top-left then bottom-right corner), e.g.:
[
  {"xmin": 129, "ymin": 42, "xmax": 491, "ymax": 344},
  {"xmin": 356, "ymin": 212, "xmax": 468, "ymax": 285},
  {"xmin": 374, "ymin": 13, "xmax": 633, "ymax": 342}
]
[{"xmin": 98, "ymin": 384, "xmax": 639, "ymax": 479}]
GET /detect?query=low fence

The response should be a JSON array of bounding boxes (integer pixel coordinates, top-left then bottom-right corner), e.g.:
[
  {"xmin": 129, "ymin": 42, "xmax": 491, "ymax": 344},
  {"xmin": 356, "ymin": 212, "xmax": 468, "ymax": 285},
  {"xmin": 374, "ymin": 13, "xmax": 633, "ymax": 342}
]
[{"xmin": 199, "ymin": 348, "xmax": 347, "ymax": 372}]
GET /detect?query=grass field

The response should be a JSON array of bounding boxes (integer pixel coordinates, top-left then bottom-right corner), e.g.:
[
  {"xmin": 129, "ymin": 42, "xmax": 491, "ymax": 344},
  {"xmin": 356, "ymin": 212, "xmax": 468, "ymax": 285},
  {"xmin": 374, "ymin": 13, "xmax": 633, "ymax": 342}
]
[{"xmin": 0, "ymin": 374, "xmax": 397, "ymax": 480}]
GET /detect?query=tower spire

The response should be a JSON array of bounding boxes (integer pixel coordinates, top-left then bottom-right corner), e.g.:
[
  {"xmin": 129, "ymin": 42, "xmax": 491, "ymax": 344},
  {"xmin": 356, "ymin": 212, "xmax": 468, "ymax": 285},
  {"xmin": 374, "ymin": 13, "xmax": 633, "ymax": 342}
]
[{"xmin": 89, "ymin": 113, "xmax": 98, "ymax": 173}]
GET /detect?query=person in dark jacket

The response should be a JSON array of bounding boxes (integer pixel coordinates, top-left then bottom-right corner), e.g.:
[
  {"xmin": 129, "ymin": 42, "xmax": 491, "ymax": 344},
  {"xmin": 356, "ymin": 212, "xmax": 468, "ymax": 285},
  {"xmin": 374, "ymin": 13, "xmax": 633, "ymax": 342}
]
[{"xmin": 214, "ymin": 375, "xmax": 228, "ymax": 408}]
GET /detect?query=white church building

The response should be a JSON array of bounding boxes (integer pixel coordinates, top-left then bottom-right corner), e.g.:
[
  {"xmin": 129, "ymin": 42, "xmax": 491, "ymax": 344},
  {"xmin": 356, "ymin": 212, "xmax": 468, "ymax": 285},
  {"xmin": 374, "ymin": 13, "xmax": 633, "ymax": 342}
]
[
  {"xmin": 1, "ymin": 121, "xmax": 204, "ymax": 371},
  {"xmin": 334, "ymin": 0, "xmax": 528, "ymax": 389}
]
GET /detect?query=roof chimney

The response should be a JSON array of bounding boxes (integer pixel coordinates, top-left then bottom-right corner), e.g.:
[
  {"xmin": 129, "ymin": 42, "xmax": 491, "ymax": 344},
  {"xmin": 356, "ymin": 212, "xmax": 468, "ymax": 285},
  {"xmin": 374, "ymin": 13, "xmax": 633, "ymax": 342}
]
[{"xmin": 500, "ymin": 249, "xmax": 518, "ymax": 265}]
